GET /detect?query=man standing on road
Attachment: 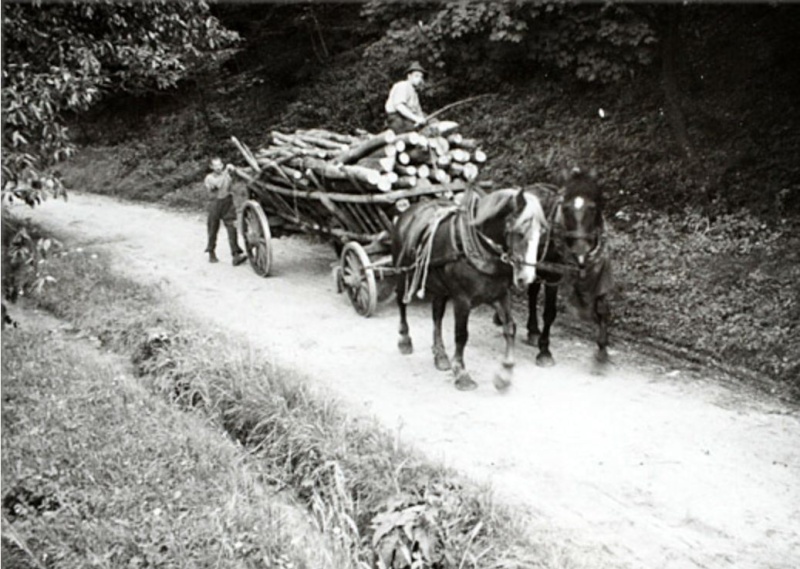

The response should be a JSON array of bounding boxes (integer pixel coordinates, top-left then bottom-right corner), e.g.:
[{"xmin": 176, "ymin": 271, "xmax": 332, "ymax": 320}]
[
  {"xmin": 204, "ymin": 157, "xmax": 247, "ymax": 266},
  {"xmin": 385, "ymin": 61, "xmax": 428, "ymax": 134}
]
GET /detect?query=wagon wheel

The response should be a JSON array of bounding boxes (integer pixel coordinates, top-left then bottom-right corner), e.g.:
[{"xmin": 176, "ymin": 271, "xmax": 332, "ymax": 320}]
[
  {"xmin": 340, "ymin": 242, "xmax": 377, "ymax": 317},
  {"xmin": 240, "ymin": 200, "xmax": 272, "ymax": 277}
]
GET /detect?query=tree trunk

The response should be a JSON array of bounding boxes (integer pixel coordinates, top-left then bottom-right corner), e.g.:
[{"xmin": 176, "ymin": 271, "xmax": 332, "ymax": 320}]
[
  {"xmin": 194, "ymin": 78, "xmax": 218, "ymax": 139},
  {"xmin": 661, "ymin": 6, "xmax": 693, "ymax": 159}
]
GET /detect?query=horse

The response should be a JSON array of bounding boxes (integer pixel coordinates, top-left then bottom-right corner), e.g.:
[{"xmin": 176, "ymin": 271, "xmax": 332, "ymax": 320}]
[
  {"xmin": 522, "ymin": 169, "xmax": 613, "ymax": 366},
  {"xmin": 391, "ymin": 187, "xmax": 547, "ymax": 391}
]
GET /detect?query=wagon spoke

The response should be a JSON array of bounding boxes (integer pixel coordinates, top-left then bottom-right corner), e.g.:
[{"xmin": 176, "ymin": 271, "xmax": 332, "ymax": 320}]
[
  {"xmin": 241, "ymin": 201, "xmax": 272, "ymax": 277},
  {"xmin": 340, "ymin": 242, "xmax": 377, "ymax": 317}
]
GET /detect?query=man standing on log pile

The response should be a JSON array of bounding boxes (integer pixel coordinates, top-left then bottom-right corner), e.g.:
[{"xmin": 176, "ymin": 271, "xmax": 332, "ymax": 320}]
[
  {"xmin": 385, "ymin": 61, "xmax": 428, "ymax": 134},
  {"xmin": 204, "ymin": 157, "xmax": 247, "ymax": 266}
]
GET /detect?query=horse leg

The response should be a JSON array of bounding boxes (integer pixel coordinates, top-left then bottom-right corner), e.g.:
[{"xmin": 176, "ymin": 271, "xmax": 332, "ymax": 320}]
[
  {"xmin": 451, "ymin": 297, "xmax": 477, "ymax": 391},
  {"xmin": 525, "ymin": 281, "xmax": 541, "ymax": 345},
  {"xmin": 431, "ymin": 296, "xmax": 451, "ymax": 370},
  {"xmin": 594, "ymin": 294, "xmax": 610, "ymax": 364},
  {"xmin": 492, "ymin": 292, "xmax": 515, "ymax": 392},
  {"xmin": 536, "ymin": 283, "xmax": 558, "ymax": 367},
  {"xmin": 396, "ymin": 286, "xmax": 413, "ymax": 355}
]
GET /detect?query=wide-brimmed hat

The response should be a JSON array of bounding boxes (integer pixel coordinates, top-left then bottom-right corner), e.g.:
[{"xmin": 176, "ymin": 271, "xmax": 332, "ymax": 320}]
[{"xmin": 406, "ymin": 61, "xmax": 426, "ymax": 76}]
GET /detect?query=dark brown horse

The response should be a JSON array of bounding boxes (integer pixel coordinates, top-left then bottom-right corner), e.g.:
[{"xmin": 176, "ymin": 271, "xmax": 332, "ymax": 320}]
[
  {"xmin": 391, "ymin": 188, "xmax": 547, "ymax": 391},
  {"xmin": 523, "ymin": 169, "xmax": 612, "ymax": 366}
]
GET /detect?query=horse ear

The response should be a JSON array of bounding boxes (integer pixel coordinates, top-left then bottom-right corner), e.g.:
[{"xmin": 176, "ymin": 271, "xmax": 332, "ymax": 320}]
[{"xmin": 515, "ymin": 188, "xmax": 527, "ymax": 211}]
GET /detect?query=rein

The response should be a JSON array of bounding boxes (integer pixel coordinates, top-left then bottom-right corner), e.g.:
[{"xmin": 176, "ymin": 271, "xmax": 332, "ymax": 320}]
[
  {"xmin": 457, "ymin": 191, "xmax": 516, "ymax": 275},
  {"xmin": 533, "ymin": 187, "xmax": 606, "ymax": 279}
]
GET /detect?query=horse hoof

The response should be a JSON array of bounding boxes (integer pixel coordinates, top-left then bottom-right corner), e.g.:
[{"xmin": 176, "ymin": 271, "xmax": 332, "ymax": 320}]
[
  {"xmin": 536, "ymin": 353, "xmax": 555, "ymax": 367},
  {"xmin": 455, "ymin": 375, "xmax": 478, "ymax": 391},
  {"xmin": 493, "ymin": 370, "xmax": 512, "ymax": 392},
  {"xmin": 398, "ymin": 338, "xmax": 413, "ymax": 355},
  {"xmin": 595, "ymin": 349, "xmax": 610, "ymax": 365},
  {"xmin": 434, "ymin": 354, "xmax": 451, "ymax": 371}
]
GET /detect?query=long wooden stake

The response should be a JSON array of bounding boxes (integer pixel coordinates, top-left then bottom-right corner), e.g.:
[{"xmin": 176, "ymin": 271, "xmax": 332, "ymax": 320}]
[{"xmin": 426, "ymin": 93, "xmax": 494, "ymax": 121}]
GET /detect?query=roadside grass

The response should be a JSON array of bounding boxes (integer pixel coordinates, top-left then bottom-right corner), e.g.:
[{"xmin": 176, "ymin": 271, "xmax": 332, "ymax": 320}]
[
  {"xmin": 1, "ymin": 312, "xmax": 343, "ymax": 569},
  {"xmin": 5, "ymin": 226, "xmax": 611, "ymax": 569}
]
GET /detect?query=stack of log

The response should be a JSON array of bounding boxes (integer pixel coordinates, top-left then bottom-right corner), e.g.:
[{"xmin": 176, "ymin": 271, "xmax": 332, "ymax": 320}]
[{"xmin": 231, "ymin": 121, "xmax": 487, "ymax": 194}]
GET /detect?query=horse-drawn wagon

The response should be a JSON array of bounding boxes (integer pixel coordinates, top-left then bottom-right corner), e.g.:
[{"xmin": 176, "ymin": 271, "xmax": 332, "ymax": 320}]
[{"xmin": 230, "ymin": 125, "xmax": 488, "ymax": 317}]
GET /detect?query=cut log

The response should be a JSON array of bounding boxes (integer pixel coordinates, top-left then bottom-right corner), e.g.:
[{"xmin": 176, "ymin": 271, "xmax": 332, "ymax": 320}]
[
  {"xmin": 428, "ymin": 136, "xmax": 450, "ymax": 156},
  {"xmin": 231, "ymin": 136, "xmax": 262, "ymax": 173},
  {"xmin": 406, "ymin": 146, "xmax": 430, "ymax": 164},
  {"xmin": 426, "ymin": 120, "xmax": 459, "ymax": 137},
  {"xmin": 397, "ymin": 152, "xmax": 411, "ymax": 166},
  {"xmin": 473, "ymin": 149, "xmax": 487, "ymax": 163},
  {"xmin": 395, "ymin": 131, "xmax": 423, "ymax": 146},
  {"xmin": 462, "ymin": 163, "xmax": 479, "ymax": 181},
  {"xmin": 297, "ymin": 129, "xmax": 358, "ymax": 145},
  {"xmin": 394, "ymin": 176, "xmax": 417, "ymax": 189},
  {"xmin": 295, "ymin": 133, "xmax": 349, "ymax": 151},
  {"xmin": 271, "ymin": 131, "xmax": 314, "ymax": 149},
  {"xmin": 447, "ymin": 133, "xmax": 463, "ymax": 146},
  {"xmin": 342, "ymin": 165, "xmax": 383, "ymax": 187},
  {"xmin": 395, "ymin": 164, "xmax": 417, "ymax": 177},
  {"xmin": 376, "ymin": 175, "xmax": 393, "ymax": 192},
  {"xmin": 335, "ymin": 129, "xmax": 397, "ymax": 164},
  {"xmin": 436, "ymin": 154, "xmax": 452, "ymax": 167},
  {"xmin": 450, "ymin": 149, "xmax": 471, "ymax": 163},
  {"xmin": 433, "ymin": 168, "xmax": 451, "ymax": 184},
  {"xmin": 281, "ymin": 165, "xmax": 304, "ymax": 180},
  {"xmin": 448, "ymin": 162, "xmax": 465, "ymax": 176},
  {"xmin": 416, "ymin": 164, "xmax": 431, "ymax": 179},
  {"xmin": 456, "ymin": 138, "xmax": 479, "ymax": 150},
  {"xmin": 379, "ymin": 156, "xmax": 397, "ymax": 173}
]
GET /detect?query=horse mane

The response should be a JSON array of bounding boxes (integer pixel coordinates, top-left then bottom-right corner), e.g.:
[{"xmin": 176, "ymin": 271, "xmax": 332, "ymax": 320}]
[{"xmin": 471, "ymin": 188, "xmax": 546, "ymax": 229}]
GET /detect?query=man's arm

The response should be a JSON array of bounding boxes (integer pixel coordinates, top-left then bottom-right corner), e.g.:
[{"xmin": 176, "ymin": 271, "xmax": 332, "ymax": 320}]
[{"xmin": 396, "ymin": 103, "xmax": 427, "ymax": 126}]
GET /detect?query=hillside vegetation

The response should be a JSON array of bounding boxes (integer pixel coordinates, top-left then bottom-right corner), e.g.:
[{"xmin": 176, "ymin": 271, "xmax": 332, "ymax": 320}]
[{"xmin": 17, "ymin": 3, "xmax": 800, "ymax": 396}]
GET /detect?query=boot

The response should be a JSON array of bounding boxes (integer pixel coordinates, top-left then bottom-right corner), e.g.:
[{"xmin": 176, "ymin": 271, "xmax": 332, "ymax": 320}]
[
  {"xmin": 209, "ymin": 251, "xmax": 219, "ymax": 263},
  {"xmin": 233, "ymin": 252, "xmax": 247, "ymax": 266}
]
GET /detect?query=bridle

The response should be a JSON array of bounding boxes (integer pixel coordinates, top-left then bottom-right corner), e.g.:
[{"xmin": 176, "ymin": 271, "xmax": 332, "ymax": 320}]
[
  {"xmin": 534, "ymin": 189, "xmax": 605, "ymax": 277},
  {"xmin": 474, "ymin": 203, "xmax": 543, "ymax": 273}
]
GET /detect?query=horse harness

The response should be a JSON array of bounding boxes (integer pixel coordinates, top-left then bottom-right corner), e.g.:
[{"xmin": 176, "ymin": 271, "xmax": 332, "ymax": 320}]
[
  {"xmin": 399, "ymin": 185, "xmax": 609, "ymax": 302},
  {"xmin": 530, "ymin": 184, "xmax": 607, "ymax": 284},
  {"xmin": 399, "ymin": 190, "xmax": 523, "ymax": 302}
]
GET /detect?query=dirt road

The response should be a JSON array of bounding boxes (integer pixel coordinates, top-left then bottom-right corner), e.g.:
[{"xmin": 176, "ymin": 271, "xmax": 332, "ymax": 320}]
[{"xmin": 23, "ymin": 193, "xmax": 800, "ymax": 569}]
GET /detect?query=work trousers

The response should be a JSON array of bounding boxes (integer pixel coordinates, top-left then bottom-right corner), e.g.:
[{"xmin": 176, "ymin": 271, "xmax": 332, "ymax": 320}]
[
  {"xmin": 206, "ymin": 195, "xmax": 243, "ymax": 257},
  {"xmin": 386, "ymin": 113, "xmax": 417, "ymax": 134}
]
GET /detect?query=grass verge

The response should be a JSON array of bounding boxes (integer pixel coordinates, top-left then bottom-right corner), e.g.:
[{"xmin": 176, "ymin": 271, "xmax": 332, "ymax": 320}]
[
  {"xmin": 3, "ymin": 224, "xmax": 608, "ymax": 569},
  {"xmin": 1, "ymin": 310, "xmax": 343, "ymax": 569}
]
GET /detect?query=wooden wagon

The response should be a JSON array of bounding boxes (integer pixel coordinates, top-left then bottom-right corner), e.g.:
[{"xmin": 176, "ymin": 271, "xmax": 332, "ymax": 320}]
[
  {"xmin": 233, "ymin": 166, "xmax": 472, "ymax": 317},
  {"xmin": 229, "ymin": 126, "xmax": 488, "ymax": 316}
]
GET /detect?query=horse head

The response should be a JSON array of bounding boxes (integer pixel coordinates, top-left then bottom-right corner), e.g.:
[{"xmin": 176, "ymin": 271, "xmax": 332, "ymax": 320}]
[
  {"xmin": 557, "ymin": 168, "xmax": 604, "ymax": 267},
  {"xmin": 472, "ymin": 188, "xmax": 547, "ymax": 289}
]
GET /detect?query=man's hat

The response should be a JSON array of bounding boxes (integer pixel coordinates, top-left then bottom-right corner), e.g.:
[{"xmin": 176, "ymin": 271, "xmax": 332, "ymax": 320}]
[{"xmin": 406, "ymin": 61, "xmax": 426, "ymax": 76}]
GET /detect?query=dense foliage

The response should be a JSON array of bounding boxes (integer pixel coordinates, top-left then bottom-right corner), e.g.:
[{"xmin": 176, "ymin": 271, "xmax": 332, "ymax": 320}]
[
  {"xmin": 1, "ymin": 0, "xmax": 239, "ymax": 313},
  {"xmin": 1, "ymin": 0, "xmax": 239, "ymax": 198},
  {"xmin": 361, "ymin": 1, "xmax": 657, "ymax": 85}
]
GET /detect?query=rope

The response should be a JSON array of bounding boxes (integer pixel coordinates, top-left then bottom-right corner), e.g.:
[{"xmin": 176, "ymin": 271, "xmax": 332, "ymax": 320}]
[{"xmin": 402, "ymin": 208, "xmax": 453, "ymax": 304}]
